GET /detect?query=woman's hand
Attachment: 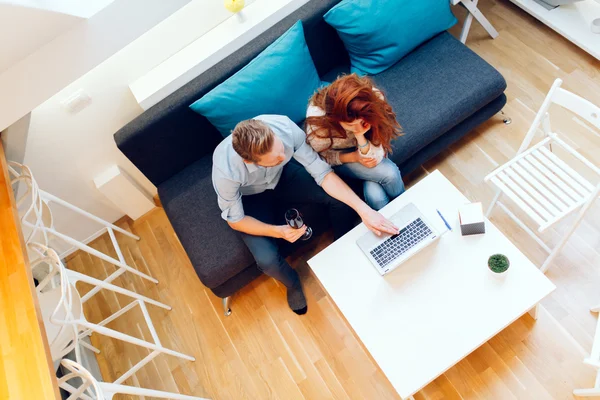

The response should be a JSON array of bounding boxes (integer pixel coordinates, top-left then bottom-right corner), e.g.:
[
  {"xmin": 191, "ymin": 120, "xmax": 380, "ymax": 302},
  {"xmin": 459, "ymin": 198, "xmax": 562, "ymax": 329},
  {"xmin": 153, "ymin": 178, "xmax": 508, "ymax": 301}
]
[
  {"xmin": 352, "ymin": 121, "xmax": 371, "ymax": 137},
  {"xmin": 357, "ymin": 155, "xmax": 378, "ymax": 168}
]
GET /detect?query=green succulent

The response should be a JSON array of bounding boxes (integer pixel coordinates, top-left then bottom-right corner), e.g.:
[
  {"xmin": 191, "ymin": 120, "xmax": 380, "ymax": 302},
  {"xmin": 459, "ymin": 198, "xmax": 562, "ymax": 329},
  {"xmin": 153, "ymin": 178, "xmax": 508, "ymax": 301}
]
[{"xmin": 488, "ymin": 254, "xmax": 510, "ymax": 273}]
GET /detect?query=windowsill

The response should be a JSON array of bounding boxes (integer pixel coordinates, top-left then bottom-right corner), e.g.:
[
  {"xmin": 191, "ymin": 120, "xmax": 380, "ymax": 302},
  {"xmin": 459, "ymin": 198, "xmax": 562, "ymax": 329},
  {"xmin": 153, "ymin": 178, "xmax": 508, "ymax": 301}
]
[{"xmin": 129, "ymin": 0, "xmax": 309, "ymax": 110}]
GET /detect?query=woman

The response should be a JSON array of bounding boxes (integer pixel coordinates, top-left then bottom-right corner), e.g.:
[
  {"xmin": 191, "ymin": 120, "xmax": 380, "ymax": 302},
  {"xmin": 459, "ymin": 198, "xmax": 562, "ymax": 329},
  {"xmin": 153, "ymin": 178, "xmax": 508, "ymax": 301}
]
[{"xmin": 305, "ymin": 74, "xmax": 404, "ymax": 210}]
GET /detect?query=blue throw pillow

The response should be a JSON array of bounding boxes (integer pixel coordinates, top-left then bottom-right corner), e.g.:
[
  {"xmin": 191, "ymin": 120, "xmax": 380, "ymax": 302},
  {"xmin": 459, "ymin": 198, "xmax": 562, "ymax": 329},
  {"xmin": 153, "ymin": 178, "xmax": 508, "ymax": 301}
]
[
  {"xmin": 189, "ymin": 21, "xmax": 323, "ymax": 137},
  {"xmin": 324, "ymin": 0, "xmax": 457, "ymax": 75}
]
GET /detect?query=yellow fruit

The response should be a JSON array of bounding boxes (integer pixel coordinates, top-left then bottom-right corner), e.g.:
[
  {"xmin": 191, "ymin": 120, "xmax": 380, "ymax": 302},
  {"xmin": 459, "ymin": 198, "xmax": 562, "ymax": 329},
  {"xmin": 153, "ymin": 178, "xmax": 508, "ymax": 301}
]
[{"xmin": 224, "ymin": 0, "xmax": 245, "ymax": 13}]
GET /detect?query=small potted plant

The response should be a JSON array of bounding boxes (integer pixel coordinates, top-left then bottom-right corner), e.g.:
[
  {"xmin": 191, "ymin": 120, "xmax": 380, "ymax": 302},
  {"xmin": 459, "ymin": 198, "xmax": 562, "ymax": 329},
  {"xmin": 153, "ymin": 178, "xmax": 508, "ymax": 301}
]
[{"xmin": 488, "ymin": 254, "xmax": 510, "ymax": 274}]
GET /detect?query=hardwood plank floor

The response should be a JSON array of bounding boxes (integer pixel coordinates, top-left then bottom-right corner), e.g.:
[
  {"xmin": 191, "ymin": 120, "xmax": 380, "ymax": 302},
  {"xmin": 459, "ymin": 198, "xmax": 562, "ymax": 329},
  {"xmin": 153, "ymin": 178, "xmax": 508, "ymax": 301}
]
[{"xmin": 67, "ymin": 1, "xmax": 600, "ymax": 398}]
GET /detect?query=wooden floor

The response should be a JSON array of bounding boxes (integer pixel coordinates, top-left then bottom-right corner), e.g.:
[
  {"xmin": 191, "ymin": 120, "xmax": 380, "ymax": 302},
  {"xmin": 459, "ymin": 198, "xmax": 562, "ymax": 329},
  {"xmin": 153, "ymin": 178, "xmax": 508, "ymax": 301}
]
[{"xmin": 67, "ymin": 1, "xmax": 600, "ymax": 398}]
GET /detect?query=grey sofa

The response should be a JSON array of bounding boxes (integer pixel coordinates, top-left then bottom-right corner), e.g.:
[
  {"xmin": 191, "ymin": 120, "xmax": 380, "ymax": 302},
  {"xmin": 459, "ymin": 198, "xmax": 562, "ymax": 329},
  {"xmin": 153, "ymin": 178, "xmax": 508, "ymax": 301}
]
[{"xmin": 114, "ymin": 0, "xmax": 507, "ymax": 314}]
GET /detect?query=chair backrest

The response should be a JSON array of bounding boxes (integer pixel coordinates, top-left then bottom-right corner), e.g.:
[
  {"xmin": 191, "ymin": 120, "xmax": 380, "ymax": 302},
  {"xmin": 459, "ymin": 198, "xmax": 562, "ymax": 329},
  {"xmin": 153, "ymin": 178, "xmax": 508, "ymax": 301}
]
[
  {"xmin": 29, "ymin": 243, "xmax": 59, "ymax": 294},
  {"xmin": 518, "ymin": 79, "xmax": 600, "ymax": 154},
  {"xmin": 59, "ymin": 359, "xmax": 105, "ymax": 400},
  {"xmin": 553, "ymin": 87, "xmax": 600, "ymax": 131},
  {"xmin": 28, "ymin": 242, "xmax": 81, "ymax": 362},
  {"xmin": 7, "ymin": 161, "xmax": 33, "ymax": 208},
  {"xmin": 7, "ymin": 161, "xmax": 54, "ymax": 245}
]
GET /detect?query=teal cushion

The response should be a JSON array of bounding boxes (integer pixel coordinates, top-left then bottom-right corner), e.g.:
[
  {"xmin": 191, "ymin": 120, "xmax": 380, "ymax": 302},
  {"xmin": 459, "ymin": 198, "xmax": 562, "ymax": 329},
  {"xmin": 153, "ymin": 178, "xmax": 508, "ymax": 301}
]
[
  {"xmin": 324, "ymin": 0, "xmax": 457, "ymax": 75},
  {"xmin": 189, "ymin": 21, "xmax": 322, "ymax": 137}
]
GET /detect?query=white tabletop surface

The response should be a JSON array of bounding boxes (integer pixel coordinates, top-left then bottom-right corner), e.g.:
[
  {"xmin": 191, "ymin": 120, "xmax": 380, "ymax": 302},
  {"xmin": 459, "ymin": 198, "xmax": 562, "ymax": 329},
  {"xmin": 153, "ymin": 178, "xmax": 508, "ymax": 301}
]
[{"xmin": 308, "ymin": 170, "xmax": 555, "ymax": 399}]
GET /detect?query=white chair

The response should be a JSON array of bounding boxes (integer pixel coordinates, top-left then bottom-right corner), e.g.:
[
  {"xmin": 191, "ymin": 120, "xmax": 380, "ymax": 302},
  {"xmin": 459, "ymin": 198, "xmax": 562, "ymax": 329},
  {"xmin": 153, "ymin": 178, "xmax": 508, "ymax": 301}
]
[
  {"xmin": 573, "ymin": 304, "xmax": 600, "ymax": 397},
  {"xmin": 29, "ymin": 243, "xmax": 195, "ymax": 383},
  {"xmin": 451, "ymin": 0, "xmax": 499, "ymax": 44},
  {"xmin": 8, "ymin": 161, "xmax": 158, "ymax": 303},
  {"xmin": 485, "ymin": 78, "xmax": 600, "ymax": 274},
  {"xmin": 59, "ymin": 359, "xmax": 209, "ymax": 400}
]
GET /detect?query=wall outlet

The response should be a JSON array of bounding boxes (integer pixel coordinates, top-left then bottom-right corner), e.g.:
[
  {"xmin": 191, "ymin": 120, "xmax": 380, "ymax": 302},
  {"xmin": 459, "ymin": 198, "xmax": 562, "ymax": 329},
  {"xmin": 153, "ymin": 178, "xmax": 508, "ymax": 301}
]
[{"xmin": 61, "ymin": 89, "xmax": 92, "ymax": 114}]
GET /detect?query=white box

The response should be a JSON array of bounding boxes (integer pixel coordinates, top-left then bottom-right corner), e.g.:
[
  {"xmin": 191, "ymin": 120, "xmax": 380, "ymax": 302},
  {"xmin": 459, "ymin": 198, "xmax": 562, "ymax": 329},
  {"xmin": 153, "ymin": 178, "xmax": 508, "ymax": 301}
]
[
  {"xmin": 459, "ymin": 202, "xmax": 485, "ymax": 236},
  {"xmin": 94, "ymin": 165, "xmax": 155, "ymax": 220}
]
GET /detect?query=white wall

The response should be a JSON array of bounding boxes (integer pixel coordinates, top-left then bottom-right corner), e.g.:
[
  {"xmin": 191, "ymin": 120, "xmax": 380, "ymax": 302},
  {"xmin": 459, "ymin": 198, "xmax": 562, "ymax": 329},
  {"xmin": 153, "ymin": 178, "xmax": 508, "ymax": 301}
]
[
  {"xmin": 0, "ymin": 0, "xmax": 193, "ymax": 132},
  {"xmin": 5, "ymin": 0, "xmax": 118, "ymax": 18},
  {"xmin": 131, "ymin": 0, "xmax": 308, "ymax": 110},
  {"xmin": 20, "ymin": 0, "xmax": 284, "ymax": 253},
  {"xmin": 0, "ymin": 3, "xmax": 82, "ymax": 74},
  {"xmin": 1, "ymin": 113, "xmax": 31, "ymax": 164}
]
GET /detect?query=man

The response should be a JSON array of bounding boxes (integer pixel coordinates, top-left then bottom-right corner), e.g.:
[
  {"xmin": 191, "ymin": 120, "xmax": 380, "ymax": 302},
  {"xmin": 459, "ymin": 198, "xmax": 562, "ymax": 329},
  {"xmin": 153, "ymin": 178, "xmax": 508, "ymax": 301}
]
[{"xmin": 212, "ymin": 115, "xmax": 398, "ymax": 315}]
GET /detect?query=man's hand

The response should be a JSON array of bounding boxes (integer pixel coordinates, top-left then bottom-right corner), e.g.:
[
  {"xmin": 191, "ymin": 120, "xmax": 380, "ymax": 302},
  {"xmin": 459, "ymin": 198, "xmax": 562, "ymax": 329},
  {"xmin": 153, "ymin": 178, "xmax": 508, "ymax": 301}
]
[
  {"xmin": 228, "ymin": 216, "xmax": 308, "ymax": 241},
  {"xmin": 360, "ymin": 208, "xmax": 399, "ymax": 236},
  {"xmin": 357, "ymin": 155, "xmax": 378, "ymax": 168},
  {"xmin": 275, "ymin": 225, "xmax": 308, "ymax": 243}
]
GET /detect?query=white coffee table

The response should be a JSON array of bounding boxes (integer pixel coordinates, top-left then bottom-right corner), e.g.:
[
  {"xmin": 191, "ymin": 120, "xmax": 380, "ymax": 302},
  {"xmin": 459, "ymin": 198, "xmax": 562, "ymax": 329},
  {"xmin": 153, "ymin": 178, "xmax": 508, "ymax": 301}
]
[{"xmin": 308, "ymin": 170, "xmax": 555, "ymax": 400}]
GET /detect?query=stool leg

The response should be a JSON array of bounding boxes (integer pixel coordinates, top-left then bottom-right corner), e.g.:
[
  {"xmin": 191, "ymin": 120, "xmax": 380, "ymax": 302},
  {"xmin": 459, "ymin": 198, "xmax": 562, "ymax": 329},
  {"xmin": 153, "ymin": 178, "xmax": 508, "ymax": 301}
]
[
  {"xmin": 80, "ymin": 339, "xmax": 100, "ymax": 354},
  {"xmin": 101, "ymin": 381, "xmax": 210, "ymax": 399},
  {"xmin": 459, "ymin": 8, "xmax": 474, "ymax": 44},
  {"xmin": 486, "ymin": 190, "xmax": 501, "ymax": 218},
  {"xmin": 461, "ymin": 0, "xmax": 499, "ymax": 40},
  {"xmin": 540, "ymin": 190, "xmax": 599, "ymax": 274},
  {"xmin": 223, "ymin": 296, "xmax": 232, "ymax": 317}
]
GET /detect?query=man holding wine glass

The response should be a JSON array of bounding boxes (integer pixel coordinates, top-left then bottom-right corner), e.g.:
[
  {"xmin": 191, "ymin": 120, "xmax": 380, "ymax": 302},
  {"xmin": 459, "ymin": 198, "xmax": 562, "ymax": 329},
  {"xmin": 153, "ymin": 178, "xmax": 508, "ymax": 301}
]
[{"xmin": 212, "ymin": 115, "xmax": 399, "ymax": 315}]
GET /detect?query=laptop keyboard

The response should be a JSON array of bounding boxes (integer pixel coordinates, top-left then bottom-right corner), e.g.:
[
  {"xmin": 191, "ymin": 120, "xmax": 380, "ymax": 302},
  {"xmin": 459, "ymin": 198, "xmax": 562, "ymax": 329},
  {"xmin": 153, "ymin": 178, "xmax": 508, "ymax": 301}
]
[{"xmin": 369, "ymin": 218, "xmax": 432, "ymax": 269}]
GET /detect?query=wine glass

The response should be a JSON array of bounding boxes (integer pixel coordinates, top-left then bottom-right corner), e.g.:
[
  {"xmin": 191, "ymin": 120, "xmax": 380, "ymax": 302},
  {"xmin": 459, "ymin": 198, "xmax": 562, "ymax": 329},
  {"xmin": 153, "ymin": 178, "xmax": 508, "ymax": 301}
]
[{"xmin": 285, "ymin": 208, "xmax": 313, "ymax": 241}]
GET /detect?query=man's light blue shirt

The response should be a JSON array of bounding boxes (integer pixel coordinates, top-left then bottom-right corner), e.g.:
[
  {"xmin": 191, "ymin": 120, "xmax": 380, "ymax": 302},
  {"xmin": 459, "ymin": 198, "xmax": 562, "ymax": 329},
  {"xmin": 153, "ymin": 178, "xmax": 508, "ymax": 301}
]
[{"xmin": 212, "ymin": 115, "xmax": 333, "ymax": 223}]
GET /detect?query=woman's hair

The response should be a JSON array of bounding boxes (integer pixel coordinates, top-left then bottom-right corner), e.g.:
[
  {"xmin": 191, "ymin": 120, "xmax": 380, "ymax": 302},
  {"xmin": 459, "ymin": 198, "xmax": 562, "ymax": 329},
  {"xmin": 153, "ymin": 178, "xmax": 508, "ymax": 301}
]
[{"xmin": 305, "ymin": 74, "xmax": 402, "ymax": 154}]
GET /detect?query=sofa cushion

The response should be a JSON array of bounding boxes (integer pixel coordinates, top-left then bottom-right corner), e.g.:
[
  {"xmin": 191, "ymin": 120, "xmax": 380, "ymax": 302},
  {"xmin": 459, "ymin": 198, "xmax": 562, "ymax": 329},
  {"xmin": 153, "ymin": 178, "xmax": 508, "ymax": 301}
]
[
  {"xmin": 158, "ymin": 156, "xmax": 256, "ymax": 289},
  {"xmin": 320, "ymin": 63, "xmax": 351, "ymax": 83},
  {"xmin": 189, "ymin": 21, "xmax": 323, "ymax": 137},
  {"xmin": 371, "ymin": 32, "xmax": 507, "ymax": 167},
  {"xmin": 210, "ymin": 264, "xmax": 264, "ymax": 298},
  {"xmin": 398, "ymin": 94, "xmax": 507, "ymax": 176},
  {"xmin": 324, "ymin": 0, "xmax": 457, "ymax": 75},
  {"xmin": 157, "ymin": 156, "xmax": 348, "ymax": 290}
]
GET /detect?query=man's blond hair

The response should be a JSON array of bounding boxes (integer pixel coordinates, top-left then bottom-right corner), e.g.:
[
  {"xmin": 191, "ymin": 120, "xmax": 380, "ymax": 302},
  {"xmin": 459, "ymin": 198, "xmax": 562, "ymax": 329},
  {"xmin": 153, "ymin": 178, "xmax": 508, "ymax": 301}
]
[{"xmin": 232, "ymin": 119, "xmax": 275, "ymax": 162}]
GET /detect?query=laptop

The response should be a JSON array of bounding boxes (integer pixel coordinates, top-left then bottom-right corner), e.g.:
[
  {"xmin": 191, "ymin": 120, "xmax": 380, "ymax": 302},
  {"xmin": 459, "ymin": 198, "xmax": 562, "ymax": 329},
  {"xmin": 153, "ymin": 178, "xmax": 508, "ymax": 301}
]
[{"xmin": 357, "ymin": 202, "xmax": 441, "ymax": 276}]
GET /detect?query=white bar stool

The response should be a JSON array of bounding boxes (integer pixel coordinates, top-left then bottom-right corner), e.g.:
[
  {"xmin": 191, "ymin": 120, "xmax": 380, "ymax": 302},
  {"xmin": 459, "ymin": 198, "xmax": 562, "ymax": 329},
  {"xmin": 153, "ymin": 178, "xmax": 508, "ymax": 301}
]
[
  {"xmin": 30, "ymin": 242, "xmax": 195, "ymax": 384},
  {"xmin": 8, "ymin": 161, "xmax": 158, "ymax": 303},
  {"xmin": 59, "ymin": 359, "xmax": 209, "ymax": 400}
]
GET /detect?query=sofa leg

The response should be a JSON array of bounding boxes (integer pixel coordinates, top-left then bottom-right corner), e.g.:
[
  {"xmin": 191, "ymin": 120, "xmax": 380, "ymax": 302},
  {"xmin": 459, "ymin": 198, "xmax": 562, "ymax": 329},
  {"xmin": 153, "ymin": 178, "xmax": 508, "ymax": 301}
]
[
  {"xmin": 499, "ymin": 109, "xmax": 512, "ymax": 125},
  {"xmin": 222, "ymin": 296, "xmax": 232, "ymax": 316}
]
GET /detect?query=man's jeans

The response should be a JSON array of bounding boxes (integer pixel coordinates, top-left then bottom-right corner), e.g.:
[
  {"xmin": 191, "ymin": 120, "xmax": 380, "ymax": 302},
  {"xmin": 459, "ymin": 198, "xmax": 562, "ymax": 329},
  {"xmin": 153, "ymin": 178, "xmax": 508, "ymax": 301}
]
[
  {"xmin": 335, "ymin": 158, "xmax": 405, "ymax": 211},
  {"xmin": 240, "ymin": 161, "xmax": 357, "ymax": 288}
]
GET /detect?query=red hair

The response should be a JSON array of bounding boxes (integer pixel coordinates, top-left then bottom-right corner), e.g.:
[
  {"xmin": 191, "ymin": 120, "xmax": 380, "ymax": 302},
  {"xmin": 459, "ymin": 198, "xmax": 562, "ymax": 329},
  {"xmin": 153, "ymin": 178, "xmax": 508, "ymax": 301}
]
[{"xmin": 305, "ymin": 74, "xmax": 402, "ymax": 154}]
